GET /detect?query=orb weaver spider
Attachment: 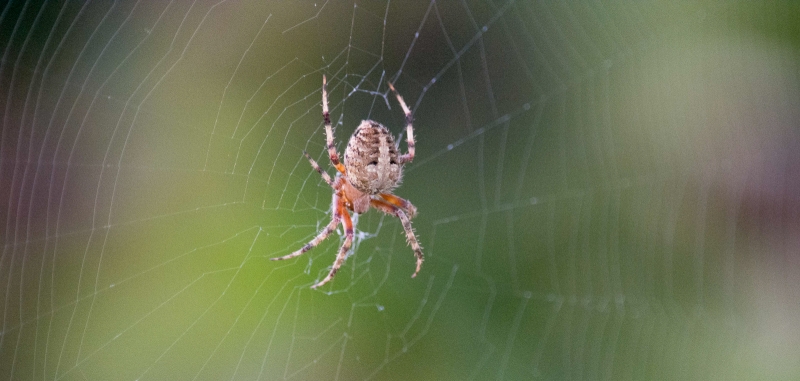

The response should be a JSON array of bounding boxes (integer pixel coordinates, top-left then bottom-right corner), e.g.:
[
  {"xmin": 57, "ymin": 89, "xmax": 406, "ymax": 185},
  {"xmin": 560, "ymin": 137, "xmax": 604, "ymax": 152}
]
[{"xmin": 272, "ymin": 76, "xmax": 423, "ymax": 289}]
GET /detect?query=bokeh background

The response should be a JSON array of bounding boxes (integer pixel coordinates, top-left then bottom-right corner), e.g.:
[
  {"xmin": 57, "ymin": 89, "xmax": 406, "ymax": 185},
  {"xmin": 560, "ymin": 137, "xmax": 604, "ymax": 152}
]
[{"xmin": 2, "ymin": 1, "xmax": 800, "ymax": 380}]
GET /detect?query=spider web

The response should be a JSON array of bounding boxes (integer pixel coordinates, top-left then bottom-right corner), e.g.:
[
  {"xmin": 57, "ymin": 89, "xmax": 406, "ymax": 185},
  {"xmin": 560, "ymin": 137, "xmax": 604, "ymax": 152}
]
[{"xmin": 2, "ymin": 0, "xmax": 800, "ymax": 380}]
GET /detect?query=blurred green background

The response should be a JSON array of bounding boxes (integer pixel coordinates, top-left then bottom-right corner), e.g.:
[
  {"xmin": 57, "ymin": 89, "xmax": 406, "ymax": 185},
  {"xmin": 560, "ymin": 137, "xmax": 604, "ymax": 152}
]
[{"xmin": 2, "ymin": 1, "xmax": 800, "ymax": 380}]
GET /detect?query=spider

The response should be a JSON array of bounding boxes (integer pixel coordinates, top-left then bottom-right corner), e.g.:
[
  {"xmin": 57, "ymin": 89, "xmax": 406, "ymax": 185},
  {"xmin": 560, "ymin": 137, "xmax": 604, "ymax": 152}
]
[{"xmin": 272, "ymin": 75, "xmax": 423, "ymax": 289}]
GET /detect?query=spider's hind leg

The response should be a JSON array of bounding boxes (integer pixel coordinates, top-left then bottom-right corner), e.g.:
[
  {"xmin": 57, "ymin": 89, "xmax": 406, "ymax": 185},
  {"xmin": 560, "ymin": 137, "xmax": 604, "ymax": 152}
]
[
  {"xmin": 387, "ymin": 81, "xmax": 415, "ymax": 164},
  {"xmin": 322, "ymin": 75, "xmax": 346, "ymax": 174},
  {"xmin": 303, "ymin": 151, "xmax": 334, "ymax": 187}
]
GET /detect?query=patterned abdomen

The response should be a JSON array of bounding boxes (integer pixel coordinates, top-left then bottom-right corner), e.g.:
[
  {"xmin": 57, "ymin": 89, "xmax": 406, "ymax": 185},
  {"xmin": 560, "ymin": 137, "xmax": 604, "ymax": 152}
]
[{"xmin": 344, "ymin": 120, "xmax": 402, "ymax": 194}]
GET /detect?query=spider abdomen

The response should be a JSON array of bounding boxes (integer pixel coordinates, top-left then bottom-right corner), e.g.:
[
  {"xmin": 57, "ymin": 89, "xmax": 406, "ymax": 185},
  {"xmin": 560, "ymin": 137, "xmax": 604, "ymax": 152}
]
[{"xmin": 344, "ymin": 120, "xmax": 402, "ymax": 194}]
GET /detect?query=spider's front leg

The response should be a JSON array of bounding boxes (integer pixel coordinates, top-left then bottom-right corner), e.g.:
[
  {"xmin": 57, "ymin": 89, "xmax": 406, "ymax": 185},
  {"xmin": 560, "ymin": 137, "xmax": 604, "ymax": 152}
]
[
  {"xmin": 311, "ymin": 200, "xmax": 354, "ymax": 289},
  {"xmin": 271, "ymin": 193, "xmax": 342, "ymax": 261},
  {"xmin": 370, "ymin": 198, "xmax": 424, "ymax": 278},
  {"xmin": 379, "ymin": 193, "xmax": 417, "ymax": 219}
]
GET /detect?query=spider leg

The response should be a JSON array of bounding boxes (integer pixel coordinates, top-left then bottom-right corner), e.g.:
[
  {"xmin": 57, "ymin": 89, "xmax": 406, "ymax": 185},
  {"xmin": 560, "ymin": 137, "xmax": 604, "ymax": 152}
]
[
  {"xmin": 311, "ymin": 200, "xmax": 354, "ymax": 289},
  {"xmin": 322, "ymin": 75, "xmax": 346, "ymax": 174},
  {"xmin": 387, "ymin": 81, "xmax": 415, "ymax": 164},
  {"xmin": 370, "ymin": 198, "xmax": 424, "ymax": 278},
  {"xmin": 272, "ymin": 194, "xmax": 341, "ymax": 261},
  {"xmin": 378, "ymin": 193, "xmax": 417, "ymax": 219},
  {"xmin": 303, "ymin": 151, "xmax": 334, "ymax": 187}
]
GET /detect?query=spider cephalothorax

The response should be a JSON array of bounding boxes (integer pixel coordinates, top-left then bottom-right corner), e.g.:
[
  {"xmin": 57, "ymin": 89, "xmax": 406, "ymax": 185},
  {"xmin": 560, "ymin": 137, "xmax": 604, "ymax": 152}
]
[{"xmin": 272, "ymin": 76, "xmax": 422, "ymax": 289}]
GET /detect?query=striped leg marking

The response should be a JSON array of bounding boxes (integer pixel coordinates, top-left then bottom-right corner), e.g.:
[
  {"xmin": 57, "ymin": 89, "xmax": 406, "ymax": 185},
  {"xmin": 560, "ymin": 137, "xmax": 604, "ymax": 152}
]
[
  {"xmin": 388, "ymin": 81, "xmax": 415, "ymax": 164},
  {"xmin": 312, "ymin": 202, "xmax": 354, "ymax": 289},
  {"xmin": 323, "ymin": 75, "xmax": 346, "ymax": 174},
  {"xmin": 371, "ymin": 198, "xmax": 424, "ymax": 278},
  {"xmin": 303, "ymin": 151, "xmax": 333, "ymax": 187},
  {"xmin": 272, "ymin": 194, "xmax": 341, "ymax": 261}
]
